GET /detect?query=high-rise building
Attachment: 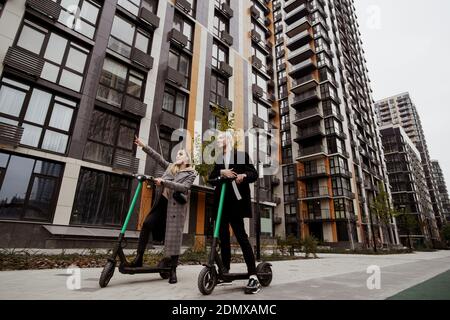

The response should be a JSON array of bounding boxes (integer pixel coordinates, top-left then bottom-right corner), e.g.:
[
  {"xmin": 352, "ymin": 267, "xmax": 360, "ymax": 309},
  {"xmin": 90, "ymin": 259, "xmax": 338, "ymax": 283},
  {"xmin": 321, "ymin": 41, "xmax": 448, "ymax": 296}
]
[
  {"xmin": 431, "ymin": 160, "xmax": 450, "ymax": 223},
  {"xmin": 0, "ymin": 0, "xmax": 283, "ymax": 248},
  {"xmin": 380, "ymin": 125, "xmax": 434, "ymax": 247},
  {"xmin": 0, "ymin": 0, "xmax": 395, "ymax": 250},
  {"xmin": 375, "ymin": 93, "xmax": 444, "ymax": 242},
  {"xmin": 273, "ymin": 0, "xmax": 395, "ymax": 249}
]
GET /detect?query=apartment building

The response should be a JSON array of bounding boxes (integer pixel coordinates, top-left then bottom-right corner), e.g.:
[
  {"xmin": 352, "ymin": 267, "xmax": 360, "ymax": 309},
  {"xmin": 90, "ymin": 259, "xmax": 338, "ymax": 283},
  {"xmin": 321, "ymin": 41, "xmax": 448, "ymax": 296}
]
[
  {"xmin": 376, "ymin": 93, "xmax": 444, "ymax": 243},
  {"xmin": 0, "ymin": 0, "xmax": 282, "ymax": 248},
  {"xmin": 431, "ymin": 160, "xmax": 450, "ymax": 223},
  {"xmin": 380, "ymin": 125, "xmax": 434, "ymax": 247},
  {"xmin": 272, "ymin": 0, "xmax": 396, "ymax": 249}
]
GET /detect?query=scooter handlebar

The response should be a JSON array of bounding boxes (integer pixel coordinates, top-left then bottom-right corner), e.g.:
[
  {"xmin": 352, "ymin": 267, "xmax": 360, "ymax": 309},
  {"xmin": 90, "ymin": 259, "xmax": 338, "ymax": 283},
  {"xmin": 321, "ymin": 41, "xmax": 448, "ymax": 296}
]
[{"xmin": 208, "ymin": 176, "xmax": 237, "ymax": 184}]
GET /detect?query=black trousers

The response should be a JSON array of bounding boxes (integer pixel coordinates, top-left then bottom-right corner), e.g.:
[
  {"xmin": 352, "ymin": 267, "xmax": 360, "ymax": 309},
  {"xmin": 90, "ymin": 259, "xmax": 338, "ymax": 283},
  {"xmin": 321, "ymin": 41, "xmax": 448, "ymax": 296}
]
[
  {"xmin": 219, "ymin": 213, "xmax": 257, "ymax": 275},
  {"xmin": 137, "ymin": 196, "xmax": 168, "ymax": 254}
]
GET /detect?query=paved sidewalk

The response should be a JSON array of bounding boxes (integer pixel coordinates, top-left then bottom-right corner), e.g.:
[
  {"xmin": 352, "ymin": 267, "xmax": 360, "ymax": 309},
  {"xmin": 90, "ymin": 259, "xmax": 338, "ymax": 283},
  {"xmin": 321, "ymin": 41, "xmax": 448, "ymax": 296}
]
[{"xmin": 1, "ymin": 251, "xmax": 450, "ymax": 300}]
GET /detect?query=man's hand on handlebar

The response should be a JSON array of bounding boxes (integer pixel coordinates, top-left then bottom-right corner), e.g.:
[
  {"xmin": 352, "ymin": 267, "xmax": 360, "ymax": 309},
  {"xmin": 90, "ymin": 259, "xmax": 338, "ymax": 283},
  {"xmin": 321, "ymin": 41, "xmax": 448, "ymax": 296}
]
[
  {"xmin": 235, "ymin": 174, "xmax": 247, "ymax": 185},
  {"xmin": 220, "ymin": 169, "xmax": 237, "ymax": 179}
]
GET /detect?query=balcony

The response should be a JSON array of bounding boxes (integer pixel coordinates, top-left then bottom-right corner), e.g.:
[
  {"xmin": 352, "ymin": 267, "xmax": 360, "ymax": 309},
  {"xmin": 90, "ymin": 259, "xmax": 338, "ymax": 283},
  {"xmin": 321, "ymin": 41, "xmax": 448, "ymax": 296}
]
[
  {"xmin": 250, "ymin": 5, "xmax": 260, "ymax": 19},
  {"xmin": 295, "ymin": 126, "xmax": 325, "ymax": 142},
  {"xmin": 217, "ymin": 95, "xmax": 232, "ymax": 110},
  {"xmin": 251, "ymin": 55, "xmax": 263, "ymax": 69},
  {"xmin": 293, "ymin": 107, "xmax": 323, "ymax": 126},
  {"xmin": 175, "ymin": 0, "xmax": 192, "ymax": 14},
  {"xmin": 288, "ymin": 43, "xmax": 315, "ymax": 65},
  {"xmin": 268, "ymin": 108, "xmax": 277, "ymax": 119},
  {"xmin": 300, "ymin": 187, "xmax": 331, "ymax": 200},
  {"xmin": 291, "ymin": 74, "xmax": 319, "ymax": 95},
  {"xmin": 3, "ymin": 46, "xmax": 44, "ymax": 78},
  {"xmin": 298, "ymin": 165, "xmax": 329, "ymax": 180},
  {"xmin": 113, "ymin": 151, "xmax": 139, "ymax": 174},
  {"xmin": 286, "ymin": 29, "xmax": 313, "ymax": 51},
  {"xmin": 271, "ymin": 176, "xmax": 281, "ymax": 186},
  {"xmin": 130, "ymin": 48, "xmax": 154, "ymax": 69},
  {"xmin": 331, "ymin": 168, "xmax": 352, "ymax": 179},
  {"xmin": 297, "ymin": 145, "xmax": 328, "ymax": 160},
  {"xmin": 169, "ymin": 28, "xmax": 188, "ymax": 48},
  {"xmin": 252, "ymin": 84, "xmax": 264, "ymax": 98},
  {"xmin": 166, "ymin": 67, "xmax": 184, "ymax": 86},
  {"xmin": 252, "ymin": 115, "xmax": 265, "ymax": 129},
  {"xmin": 286, "ymin": 17, "xmax": 311, "ymax": 38},
  {"xmin": 288, "ymin": 58, "xmax": 317, "ymax": 78},
  {"xmin": 302, "ymin": 209, "xmax": 333, "ymax": 222},
  {"xmin": 0, "ymin": 123, "xmax": 24, "ymax": 148},
  {"xmin": 291, "ymin": 89, "xmax": 321, "ymax": 110},
  {"xmin": 285, "ymin": 3, "xmax": 309, "ymax": 25},
  {"xmin": 284, "ymin": 0, "xmax": 304, "ymax": 13},
  {"xmin": 250, "ymin": 29, "xmax": 261, "ymax": 43},
  {"xmin": 139, "ymin": 7, "xmax": 160, "ymax": 30},
  {"xmin": 220, "ymin": 30, "xmax": 233, "ymax": 46},
  {"xmin": 26, "ymin": 0, "xmax": 61, "ymax": 20},
  {"xmin": 219, "ymin": 2, "xmax": 234, "ymax": 18},
  {"xmin": 219, "ymin": 61, "xmax": 233, "ymax": 78},
  {"xmin": 122, "ymin": 95, "xmax": 147, "ymax": 118}
]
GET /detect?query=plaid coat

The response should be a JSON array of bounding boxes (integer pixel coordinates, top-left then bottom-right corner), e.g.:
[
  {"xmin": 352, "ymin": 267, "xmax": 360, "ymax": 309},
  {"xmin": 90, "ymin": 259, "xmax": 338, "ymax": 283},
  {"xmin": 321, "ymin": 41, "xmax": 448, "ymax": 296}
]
[{"xmin": 143, "ymin": 146, "xmax": 197, "ymax": 256}]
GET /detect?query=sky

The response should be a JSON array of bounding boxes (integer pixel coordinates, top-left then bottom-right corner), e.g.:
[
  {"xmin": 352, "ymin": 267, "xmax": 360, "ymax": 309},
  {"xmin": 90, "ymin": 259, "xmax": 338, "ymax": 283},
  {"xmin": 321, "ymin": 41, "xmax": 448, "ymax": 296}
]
[{"xmin": 354, "ymin": 0, "xmax": 450, "ymax": 189}]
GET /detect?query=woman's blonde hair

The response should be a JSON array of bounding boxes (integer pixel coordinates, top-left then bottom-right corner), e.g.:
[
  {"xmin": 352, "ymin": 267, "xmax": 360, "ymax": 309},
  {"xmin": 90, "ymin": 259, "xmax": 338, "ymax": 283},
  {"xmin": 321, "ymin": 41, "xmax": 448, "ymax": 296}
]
[{"xmin": 168, "ymin": 149, "xmax": 192, "ymax": 176}]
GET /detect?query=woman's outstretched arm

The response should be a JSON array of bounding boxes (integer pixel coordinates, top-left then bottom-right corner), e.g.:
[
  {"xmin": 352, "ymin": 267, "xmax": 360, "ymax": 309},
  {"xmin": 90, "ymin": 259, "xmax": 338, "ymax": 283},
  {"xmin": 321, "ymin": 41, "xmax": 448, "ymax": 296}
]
[{"xmin": 135, "ymin": 136, "xmax": 170, "ymax": 169}]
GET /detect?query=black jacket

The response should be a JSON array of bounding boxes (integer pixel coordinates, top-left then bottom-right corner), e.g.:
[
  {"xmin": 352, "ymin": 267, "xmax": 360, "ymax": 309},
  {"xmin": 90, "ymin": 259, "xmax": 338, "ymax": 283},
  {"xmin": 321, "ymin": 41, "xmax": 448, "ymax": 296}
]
[{"xmin": 209, "ymin": 151, "xmax": 258, "ymax": 218}]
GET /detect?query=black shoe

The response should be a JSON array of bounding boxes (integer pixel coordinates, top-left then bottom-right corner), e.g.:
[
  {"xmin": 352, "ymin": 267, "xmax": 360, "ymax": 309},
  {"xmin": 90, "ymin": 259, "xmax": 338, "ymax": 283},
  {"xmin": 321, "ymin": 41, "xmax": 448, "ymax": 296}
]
[
  {"xmin": 244, "ymin": 277, "xmax": 261, "ymax": 294},
  {"xmin": 169, "ymin": 268, "xmax": 177, "ymax": 284}
]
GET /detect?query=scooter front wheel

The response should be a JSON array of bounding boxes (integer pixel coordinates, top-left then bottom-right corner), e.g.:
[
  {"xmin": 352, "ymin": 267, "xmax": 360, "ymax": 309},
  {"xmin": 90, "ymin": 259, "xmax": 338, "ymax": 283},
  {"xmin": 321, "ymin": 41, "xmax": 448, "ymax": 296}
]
[
  {"xmin": 99, "ymin": 260, "xmax": 116, "ymax": 288},
  {"xmin": 256, "ymin": 262, "xmax": 273, "ymax": 287},
  {"xmin": 198, "ymin": 266, "xmax": 218, "ymax": 295}
]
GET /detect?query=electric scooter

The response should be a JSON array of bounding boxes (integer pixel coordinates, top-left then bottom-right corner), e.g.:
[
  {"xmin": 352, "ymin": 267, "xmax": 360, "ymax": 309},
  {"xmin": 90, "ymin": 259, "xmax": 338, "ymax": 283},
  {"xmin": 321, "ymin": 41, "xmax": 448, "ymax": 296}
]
[
  {"xmin": 197, "ymin": 177, "xmax": 273, "ymax": 295},
  {"xmin": 99, "ymin": 174, "xmax": 172, "ymax": 288}
]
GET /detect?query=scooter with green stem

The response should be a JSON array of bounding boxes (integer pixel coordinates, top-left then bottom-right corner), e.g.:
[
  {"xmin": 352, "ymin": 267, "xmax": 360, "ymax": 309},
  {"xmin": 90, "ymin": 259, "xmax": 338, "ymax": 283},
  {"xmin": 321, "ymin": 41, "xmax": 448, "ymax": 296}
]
[
  {"xmin": 99, "ymin": 174, "xmax": 172, "ymax": 288},
  {"xmin": 197, "ymin": 177, "xmax": 273, "ymax": 295}
]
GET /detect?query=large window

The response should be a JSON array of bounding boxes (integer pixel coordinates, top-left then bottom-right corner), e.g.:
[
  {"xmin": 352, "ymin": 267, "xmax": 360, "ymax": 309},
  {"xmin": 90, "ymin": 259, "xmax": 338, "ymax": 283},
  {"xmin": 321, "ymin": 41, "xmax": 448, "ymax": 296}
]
[
  {"xmin": 71, "ymin": 168, "xmax": 131, "ymax": 227},
  {"xmin": 56, "ymin": 0, "xmax": 101, "ymax": 39},
  {"xmin": 210, "ymin": 72, "xmax": 227, "ymax": 105},
  {"xmin": 97, "ymin": 58, "xmax": 145, "ymax": 107},
  {"xmin": 118, "ymin": 0, "xmax": 158, "ymax": 15},
  {"xmin": 108, "ymin": 14, "xmax": 152, "ymax": 58},
  {"xmin": 174, "ymin": 13, "xmax": 194, "ymax": 51},
  {"xmin": 212, "ymin": 41, "xmax": 228, "ymax": 68},
  {"xmin": 16, "ymin": 20, "xmax": 90, "ymax": 92},
  {"xmin": 0, "ymin": 152, "xmax": 63, "ymax": 222},
  {"xmin": 168, "ymin": 49, "xmax": 191, "ymax": 89},
  {"xmin": 213, "ymin": 12, "xmax": 229, "ymax": 38},
  {"xmin": 162, "ymin": 87, "xmax": 187, "ymax": 121},
  {"xmin": 84, "ymin": 109, "xmax": 138, "ymax": 165},
  {"xmin": 0, "ymin": 78, "xmax": 78, "ymax": 154}
]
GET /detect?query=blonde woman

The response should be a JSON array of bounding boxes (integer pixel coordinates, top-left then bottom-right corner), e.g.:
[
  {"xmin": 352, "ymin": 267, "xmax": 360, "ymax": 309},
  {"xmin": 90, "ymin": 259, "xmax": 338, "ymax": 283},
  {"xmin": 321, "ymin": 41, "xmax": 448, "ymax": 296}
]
[{"xmin": 133, "ymin": 136, "xmax": 197, "ymax": 284}]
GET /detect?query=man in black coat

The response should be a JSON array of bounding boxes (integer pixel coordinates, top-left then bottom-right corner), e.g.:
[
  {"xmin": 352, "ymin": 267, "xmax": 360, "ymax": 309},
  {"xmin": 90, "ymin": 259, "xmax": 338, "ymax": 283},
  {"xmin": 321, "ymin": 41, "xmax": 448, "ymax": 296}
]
[{"xmin": 208, "ymin": 131, "xmax": 261, "ymax": 294}]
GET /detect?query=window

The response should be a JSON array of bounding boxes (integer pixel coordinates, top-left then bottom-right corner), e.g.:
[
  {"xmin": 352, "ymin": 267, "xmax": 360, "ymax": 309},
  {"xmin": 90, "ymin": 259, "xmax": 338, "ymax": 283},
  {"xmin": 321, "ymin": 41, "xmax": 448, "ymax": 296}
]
[
  {"xmin": 56, "ymin": 0, "xmax": 101, "ymax": 39},
  {"xmin": 162, "ymin": 87, "xmax": 187, "ymax": 120},
  {"xmin": 108, "ymin": 14, "xmax": 152, "ymax": 58},
  {"xmin": 213, "ymin": 13, "xmax": 229, "ymax": 38},
  {"xmin": 71, "ymin": 168, "xmax": 131, "ymax": 227},
  {"xmin": 16, "ymin": 20, "xmax": 90, "ymax": 92},
  {"xmin": 97, "ymin": 58, "xmax": 145, "ymax": 107},
  {"xmin": 0, "ymin": 78, "xmax": 78, "ymax": 154},
  {"xmin": 84, "ymin": 109, "xmax": 138, "ymax": 165},
  {"xmin": 174, "ymin": 13, "xmax": 194, "ymax": 51},
  {"xmin": 178, "ymin": 0, "xmax": 197, "ymax": 18},
  {"xmin": 0, "ymin": 152, "xmax": 63, "ymax": 222},
  {"xmin": 118, "ymin": 0, "xmax": 158, "ymax": 15},
  {"xmin": 168, "ymin": 49, "xmax": 191, "ymax": 89},
  {"xmin": 210, "ymin": 72, "xmax": 227, "ymax": 105},
  {"xmin": 212, "ymin": 41, "xmax": 228, "ymax": 68}
]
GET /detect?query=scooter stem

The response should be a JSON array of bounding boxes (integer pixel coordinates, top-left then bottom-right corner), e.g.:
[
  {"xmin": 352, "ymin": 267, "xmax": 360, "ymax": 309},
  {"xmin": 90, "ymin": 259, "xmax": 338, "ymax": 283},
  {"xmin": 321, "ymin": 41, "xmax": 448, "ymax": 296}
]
[
  {"xmin": 213, "ymin": 183, "xmax": 227, "ymax": 239},
  {"xmin": 121, "ymin": 181, "xmax": 143, "ymax": 234}
]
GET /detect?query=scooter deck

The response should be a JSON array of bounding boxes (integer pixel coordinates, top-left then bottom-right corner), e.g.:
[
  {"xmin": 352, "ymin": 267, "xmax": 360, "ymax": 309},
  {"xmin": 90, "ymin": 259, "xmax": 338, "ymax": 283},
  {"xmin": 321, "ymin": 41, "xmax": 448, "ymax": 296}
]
[{"xmin": 119, "ymin": 266, "xmax": 171, "ymax": 274}]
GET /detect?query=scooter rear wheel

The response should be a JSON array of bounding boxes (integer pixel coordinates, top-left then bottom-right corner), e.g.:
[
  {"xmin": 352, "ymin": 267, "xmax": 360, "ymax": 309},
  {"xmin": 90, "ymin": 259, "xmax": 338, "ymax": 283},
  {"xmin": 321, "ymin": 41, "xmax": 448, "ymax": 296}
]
[
  {"xmin": 198, "ymin": 266, "xmax": 218, "ymax": 295},
  {"xmin": 158, "ymin": 257, "xmax": 171, "ymax": 279},
  {"xmin": 99, "ymin": 260, "xmax": 116, "ymax": 288},
  {"xmin": 256, "ymin": 262, "xmax": 273, "ymax": 287}
]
